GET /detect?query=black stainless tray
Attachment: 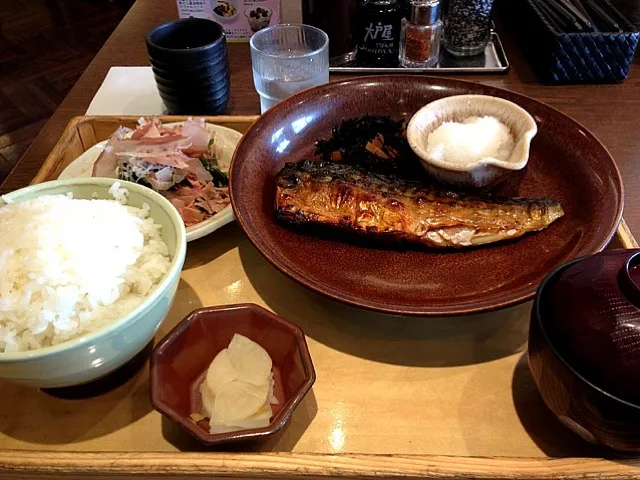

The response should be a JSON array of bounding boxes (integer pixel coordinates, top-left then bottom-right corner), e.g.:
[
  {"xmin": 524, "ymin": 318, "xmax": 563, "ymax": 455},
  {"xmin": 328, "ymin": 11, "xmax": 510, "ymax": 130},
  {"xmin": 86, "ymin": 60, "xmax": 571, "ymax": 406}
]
[{"xmin": 330, "ymin": 31, "xmax": 509, "ymax": 74}]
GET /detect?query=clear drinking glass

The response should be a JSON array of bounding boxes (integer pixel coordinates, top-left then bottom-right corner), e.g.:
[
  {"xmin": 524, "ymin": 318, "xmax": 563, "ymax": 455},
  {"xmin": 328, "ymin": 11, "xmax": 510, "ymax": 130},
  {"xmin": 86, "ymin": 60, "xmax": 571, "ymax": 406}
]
[{"xmin": 250, "ymin": 24, "xmax": 329, "ymax": 113}]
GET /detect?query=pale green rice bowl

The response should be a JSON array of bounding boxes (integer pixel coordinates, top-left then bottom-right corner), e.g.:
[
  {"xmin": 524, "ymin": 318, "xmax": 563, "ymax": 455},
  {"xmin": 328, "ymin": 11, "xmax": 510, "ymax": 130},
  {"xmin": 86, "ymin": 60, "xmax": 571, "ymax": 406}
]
[{"xmin": 0, "ymin": 178, "xmax": 186, "ymax": 388}]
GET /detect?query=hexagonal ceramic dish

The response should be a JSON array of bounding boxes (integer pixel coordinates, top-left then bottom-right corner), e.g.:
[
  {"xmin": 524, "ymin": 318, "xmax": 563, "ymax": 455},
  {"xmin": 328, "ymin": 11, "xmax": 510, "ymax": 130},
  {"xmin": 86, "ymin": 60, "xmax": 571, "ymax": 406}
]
[{"xmin": 150, "ymin": 303, "xmax": 315, "ymax": 446}]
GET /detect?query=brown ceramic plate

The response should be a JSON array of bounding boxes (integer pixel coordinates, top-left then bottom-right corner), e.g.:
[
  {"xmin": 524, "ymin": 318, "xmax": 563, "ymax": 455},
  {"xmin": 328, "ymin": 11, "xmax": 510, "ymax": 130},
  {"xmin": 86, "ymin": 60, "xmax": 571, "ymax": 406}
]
[{"xmin": 230, "ymin": 76, "xmax": 623, "ymax": 316}]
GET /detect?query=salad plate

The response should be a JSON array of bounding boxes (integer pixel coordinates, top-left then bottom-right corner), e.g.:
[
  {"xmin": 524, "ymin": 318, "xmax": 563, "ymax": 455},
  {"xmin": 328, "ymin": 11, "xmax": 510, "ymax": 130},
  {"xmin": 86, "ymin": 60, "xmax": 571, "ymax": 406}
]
[{"xmin": 59, "ymin": 121, "xmax": 242, "ymax": 242}]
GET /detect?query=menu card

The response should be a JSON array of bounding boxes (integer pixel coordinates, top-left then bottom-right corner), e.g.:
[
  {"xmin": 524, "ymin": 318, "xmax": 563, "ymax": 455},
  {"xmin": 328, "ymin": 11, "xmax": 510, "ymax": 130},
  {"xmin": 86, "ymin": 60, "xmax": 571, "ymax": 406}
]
[{"xmin": 176, "ymin": 0, "xmax": 281, "ymax": 41}]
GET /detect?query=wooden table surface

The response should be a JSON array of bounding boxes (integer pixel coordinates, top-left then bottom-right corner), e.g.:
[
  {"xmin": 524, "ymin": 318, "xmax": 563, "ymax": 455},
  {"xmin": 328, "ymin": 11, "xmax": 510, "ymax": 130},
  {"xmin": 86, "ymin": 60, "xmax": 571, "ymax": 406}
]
[{"xmin": 2, "ymin": 0, "xmax": 640, "ymax": 239}]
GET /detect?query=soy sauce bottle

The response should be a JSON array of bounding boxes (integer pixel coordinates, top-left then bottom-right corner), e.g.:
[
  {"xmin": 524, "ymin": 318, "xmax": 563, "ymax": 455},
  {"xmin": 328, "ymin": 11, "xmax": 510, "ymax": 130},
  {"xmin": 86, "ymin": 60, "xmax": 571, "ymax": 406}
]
[{"xmin": 357, "ymin": 0, "xmax": 404, "ymax": 67}]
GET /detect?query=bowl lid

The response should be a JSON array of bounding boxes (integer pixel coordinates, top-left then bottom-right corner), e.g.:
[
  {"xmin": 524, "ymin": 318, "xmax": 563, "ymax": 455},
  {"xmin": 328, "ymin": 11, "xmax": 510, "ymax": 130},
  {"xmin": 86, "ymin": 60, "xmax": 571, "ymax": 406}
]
[{"xmin": 541, "ymin": 249, "xmax": 640, "ymax": 404}]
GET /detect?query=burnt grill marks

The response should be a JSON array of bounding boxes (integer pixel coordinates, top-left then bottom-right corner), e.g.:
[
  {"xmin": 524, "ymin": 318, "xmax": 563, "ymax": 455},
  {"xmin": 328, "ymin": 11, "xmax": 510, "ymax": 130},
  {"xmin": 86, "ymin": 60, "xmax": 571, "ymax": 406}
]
[{"xmin": 274, "ymin": 161, "xmax": 564, "ymax": 248}]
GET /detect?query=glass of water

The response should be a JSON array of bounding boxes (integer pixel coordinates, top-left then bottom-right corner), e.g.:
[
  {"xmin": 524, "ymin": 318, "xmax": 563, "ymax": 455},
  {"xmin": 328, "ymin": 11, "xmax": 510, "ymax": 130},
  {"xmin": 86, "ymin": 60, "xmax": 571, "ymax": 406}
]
[{"xmin": 250, "ymin": 24, "xmax": 329, "ymax": 113}]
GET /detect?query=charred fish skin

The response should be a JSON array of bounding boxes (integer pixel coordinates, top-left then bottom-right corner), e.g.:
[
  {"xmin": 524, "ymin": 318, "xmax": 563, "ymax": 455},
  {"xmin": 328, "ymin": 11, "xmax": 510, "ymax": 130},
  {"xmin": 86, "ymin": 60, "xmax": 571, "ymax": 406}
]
[{"xmin": 275, "ymin": 161, "xmax": 564, "ymax": 248}]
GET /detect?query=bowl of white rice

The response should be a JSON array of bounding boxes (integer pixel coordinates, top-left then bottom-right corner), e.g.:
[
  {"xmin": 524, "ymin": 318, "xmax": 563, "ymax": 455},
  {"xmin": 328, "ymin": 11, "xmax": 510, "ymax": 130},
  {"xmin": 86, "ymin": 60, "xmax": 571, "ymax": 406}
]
[{"xmin": 0, "ymin": 178, "xmax": 186, "ymax": 387}]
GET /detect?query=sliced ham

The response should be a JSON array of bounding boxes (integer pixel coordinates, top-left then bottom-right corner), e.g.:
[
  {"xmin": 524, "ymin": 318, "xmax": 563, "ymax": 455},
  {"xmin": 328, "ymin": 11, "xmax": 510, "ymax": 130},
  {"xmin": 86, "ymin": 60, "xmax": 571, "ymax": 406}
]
[
  {"xmin": 194, "ymin": 183, "xmax": 230, "ymax": 215},
  {"xmin": 132, "ymin": 117, "xmax": 177, "ymax": 139},
  {"xmin": 164, "ymin": 183, "xmax": 199, "ymax": 206},
  {"xmin": 201, "ymin": 181, "xmax": 228, "ymax": 198},
  {"xmin": 111, "ymin": 135, "xmax": 192, "ymax": 151},
  {"xmin": 113, "ymin": 125, "xmax": 134, "ymax": 140},
  {"xmin": 91, "ymin": 146, "xmax": 119, "ymax": 178},
  {"xmin": 172, "ymin": 194, "xmax": 196, "ymax": 205},
  {"xmin": 168, "ymin": 197, "xmax": 207, "ymax": 225},
  {"xmin": 137, "ymin": 134, "xmax": 190, "ymax": 146},
  {"xmin": 169, "ymin": 189, "xmax": 198, "ymax": 201},
  {"xmin": 146, "ymin": 168, "xmax": 179, "ymax": 191},
  {"xmin": 179, "ymin": 205, "xmax": 206, "ymax": 226},
  {"xmin": 143, "ymin": 122, "xmax": 163, "ymax": 139},
  {"xmin": 91, "ymin": 126, "xmax": 132, "ymax": 178},
  {"xmin": 184, "ymin": 157, "xmax": 213, "ymax": 183},
  {"xmin": 90, "ymin": 116, "xmax": 228, "ymax": 228},
  {"xmin": 155, "ymin": 166, "xmax": 174, "ymax": 183},
  {"xmin": 164, "ymin": 177, "xmax": 229, "ymax": 225},
  {"xmin": 155, "ymin": 166, "xmax": 186, "ymax": 186},
  {"xmin": 147, "ymin": 176, "xmax": 173, "ymax": 192},
  {"xmin": 181, "ymin": 117, "xmax": 211, "ymax": 153},
  {"xmin": 131, "ymin": 118, "xmax": 158, "ymax": 139},
  {"xmin": 115, "ymin": 151, "xmax": 192, "ymax": 170},
  {"xmin": 168, "ymin": 197, "xmax": 187, "ymax": 210}
]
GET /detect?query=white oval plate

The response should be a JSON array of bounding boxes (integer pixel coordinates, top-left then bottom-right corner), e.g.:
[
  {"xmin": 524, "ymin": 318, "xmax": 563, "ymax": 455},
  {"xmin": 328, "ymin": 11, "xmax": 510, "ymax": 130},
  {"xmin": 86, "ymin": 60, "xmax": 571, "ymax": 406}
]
[{"xmin": 58, "ymin": 122, "xmax": 242, "ymax": 242}]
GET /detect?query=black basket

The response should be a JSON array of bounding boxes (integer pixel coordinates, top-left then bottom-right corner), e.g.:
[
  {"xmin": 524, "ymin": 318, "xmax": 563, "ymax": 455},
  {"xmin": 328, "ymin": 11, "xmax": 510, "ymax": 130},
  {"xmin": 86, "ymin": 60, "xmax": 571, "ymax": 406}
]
[{"xmin": 512, "ymin": 0, "xmax": 639, "ymax": 84}]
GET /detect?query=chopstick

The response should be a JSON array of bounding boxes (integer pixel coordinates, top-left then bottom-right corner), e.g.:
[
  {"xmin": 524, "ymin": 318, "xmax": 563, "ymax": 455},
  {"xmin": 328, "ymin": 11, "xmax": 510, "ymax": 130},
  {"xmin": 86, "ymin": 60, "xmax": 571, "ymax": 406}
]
[
  {"xmin": 604, "ymin": 2, "xmax": 630, "ymax": 27},
  {"xmin": 546, "ymin": 0, "xmax": 585, "ymax": 32},
  {"xmin": 534, "ymin": 0, "xmax": 569, "ymax": 31},
  {"xmin": 581, "ymin": 0, "xmax": 624, "ymax": 32},
  {"xmin": 535, "ymin": 0, "xmax": 627, "ymax": 33},
  {"xmin": 556, "ymin": 0, "xmax": 596, "ymax": 31},
  {"xmin": 567, "ymin": 0, "xmax": 598, "ymax": 29}
]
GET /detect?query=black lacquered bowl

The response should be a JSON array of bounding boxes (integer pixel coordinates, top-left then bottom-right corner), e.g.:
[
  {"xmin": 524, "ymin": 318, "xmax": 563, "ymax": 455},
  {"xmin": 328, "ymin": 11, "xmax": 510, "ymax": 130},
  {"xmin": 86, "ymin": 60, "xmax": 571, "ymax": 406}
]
[{"xmin": 529, "ymin": 251, "xmax": 640, "ymax": 452}]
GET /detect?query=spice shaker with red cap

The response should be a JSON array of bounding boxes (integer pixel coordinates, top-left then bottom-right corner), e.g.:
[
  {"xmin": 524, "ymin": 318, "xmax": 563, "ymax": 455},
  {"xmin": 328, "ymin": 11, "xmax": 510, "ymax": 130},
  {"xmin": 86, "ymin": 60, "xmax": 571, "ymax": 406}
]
[{"xmin": 399, "ymin": 0, "xmax": 442, "ymax": 68}]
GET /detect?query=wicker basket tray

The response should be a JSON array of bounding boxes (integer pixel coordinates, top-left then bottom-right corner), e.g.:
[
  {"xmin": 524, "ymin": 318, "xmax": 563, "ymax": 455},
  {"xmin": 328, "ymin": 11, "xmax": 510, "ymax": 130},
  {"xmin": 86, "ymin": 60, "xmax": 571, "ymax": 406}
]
[{"xmin": 0, "ymin": 115, "xmax": 638, "ymax": 479}]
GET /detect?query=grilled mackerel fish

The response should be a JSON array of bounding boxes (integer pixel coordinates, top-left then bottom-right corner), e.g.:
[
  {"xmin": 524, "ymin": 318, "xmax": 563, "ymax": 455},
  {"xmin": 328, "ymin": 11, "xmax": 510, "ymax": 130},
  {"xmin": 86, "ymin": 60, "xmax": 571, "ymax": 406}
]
[{"xmin": 275, "ymin": 161, "xmax": 564, "ymax": 248}]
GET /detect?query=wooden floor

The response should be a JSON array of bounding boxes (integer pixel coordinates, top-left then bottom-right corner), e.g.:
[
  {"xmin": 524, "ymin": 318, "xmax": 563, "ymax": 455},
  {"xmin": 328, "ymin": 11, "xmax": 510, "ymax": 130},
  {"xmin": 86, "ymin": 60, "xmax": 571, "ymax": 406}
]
[{"xmin": 0, "ymin": 0, "xmax": 134, "ymax": 182}]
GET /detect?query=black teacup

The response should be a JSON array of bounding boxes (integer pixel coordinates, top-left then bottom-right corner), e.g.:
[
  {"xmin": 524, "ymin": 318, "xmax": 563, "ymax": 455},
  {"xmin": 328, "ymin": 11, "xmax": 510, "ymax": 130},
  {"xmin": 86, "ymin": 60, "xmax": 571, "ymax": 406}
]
[
  {"xmin": 151, "ymin": 62, "xmax": 229, "ymax": 85},
  {"xmin": 162, "ymin": 96, "xmax": 230, "ymax": 115},
  {"xmin": 146, "ymin": 18, "xmax": 230, "ymax": 115},
  {"xmin": 155, "ymin": 78, "xmax": 231, "ymax": 101}
]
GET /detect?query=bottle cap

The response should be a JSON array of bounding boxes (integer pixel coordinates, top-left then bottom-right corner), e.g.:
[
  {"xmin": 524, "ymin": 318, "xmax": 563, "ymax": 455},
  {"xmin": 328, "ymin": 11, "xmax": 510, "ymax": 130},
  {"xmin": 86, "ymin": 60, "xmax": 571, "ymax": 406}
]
[{"xmin": 409, "ymin": 0, "xmax": 440, "ymax": 25}]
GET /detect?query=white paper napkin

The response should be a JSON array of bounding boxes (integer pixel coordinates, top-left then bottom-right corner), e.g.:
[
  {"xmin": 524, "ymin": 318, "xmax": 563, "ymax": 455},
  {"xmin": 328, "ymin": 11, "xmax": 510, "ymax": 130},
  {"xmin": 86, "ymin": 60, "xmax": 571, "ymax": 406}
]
[{"xmin": 86, "ymin": 67, "xmax": 165, "ymax": 115}]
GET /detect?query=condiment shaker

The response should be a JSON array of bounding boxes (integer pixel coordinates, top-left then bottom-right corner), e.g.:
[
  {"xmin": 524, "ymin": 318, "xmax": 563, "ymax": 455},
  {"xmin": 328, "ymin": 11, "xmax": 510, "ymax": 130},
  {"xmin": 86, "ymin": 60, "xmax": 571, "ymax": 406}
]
[
  {"xmin": 357, "ymin": 0, "xmax": 404, "ymax": 67},
  {"xmin": 443, "ymin": 0, "xmax": 494, "ymax": 57},
  {"xmin": 399, "ymin": 0, "xmax": 442, "ymax": 67}
]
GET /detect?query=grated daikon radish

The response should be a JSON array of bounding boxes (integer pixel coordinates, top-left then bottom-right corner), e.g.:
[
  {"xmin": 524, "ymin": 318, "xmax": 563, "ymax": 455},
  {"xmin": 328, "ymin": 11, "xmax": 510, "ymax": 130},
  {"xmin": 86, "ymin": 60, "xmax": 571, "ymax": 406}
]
[{"xmin": 425, "ymin": 116, "xmax": 515, "ymax": 166}]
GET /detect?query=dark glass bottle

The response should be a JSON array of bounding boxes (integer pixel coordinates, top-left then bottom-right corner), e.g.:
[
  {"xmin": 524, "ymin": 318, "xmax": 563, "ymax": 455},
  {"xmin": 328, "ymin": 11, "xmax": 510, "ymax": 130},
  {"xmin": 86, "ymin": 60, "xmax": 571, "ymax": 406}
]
[
  {"xmin": 303, "ymin": 0, "xmax": 358, "ymax": 66},
  {"xmin": 356, "ymin": 0, "xmax": 404, "ymax": 67}
]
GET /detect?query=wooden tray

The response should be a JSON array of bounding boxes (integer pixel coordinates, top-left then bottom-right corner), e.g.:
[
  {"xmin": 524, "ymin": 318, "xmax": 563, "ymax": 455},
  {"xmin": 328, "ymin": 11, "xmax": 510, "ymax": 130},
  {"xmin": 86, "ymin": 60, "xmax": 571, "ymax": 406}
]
[{"xmin": 1, "ymin": 115, "xmax": 639, "ymax": 479}]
